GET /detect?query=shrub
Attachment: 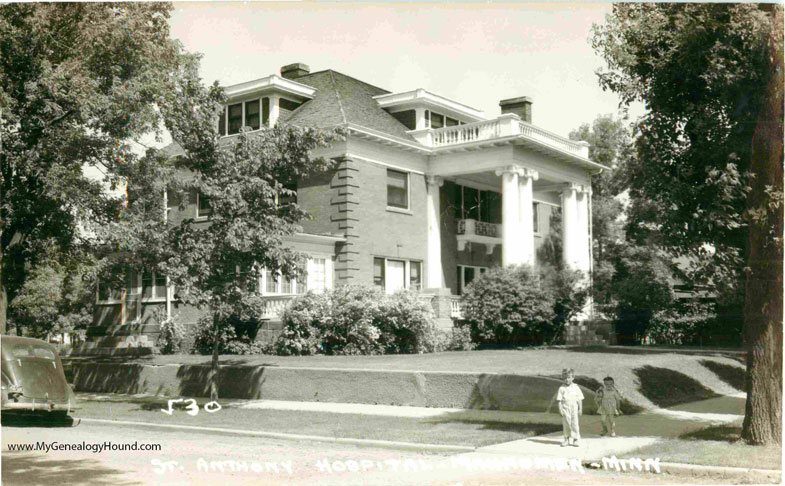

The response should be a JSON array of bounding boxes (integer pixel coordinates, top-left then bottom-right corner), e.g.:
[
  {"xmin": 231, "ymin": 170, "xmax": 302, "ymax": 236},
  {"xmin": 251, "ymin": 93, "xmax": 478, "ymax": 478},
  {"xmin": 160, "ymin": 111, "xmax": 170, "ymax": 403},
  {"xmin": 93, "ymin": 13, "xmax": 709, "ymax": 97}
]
[
  {"xmin": 276, "ymin": 291, "xmax": 329, "ymax": 356},
  {"xmin": 540, "ymin": 266, "xmax": 589, "ymax": 344},
  {"xmin": 155, "ymin": 309, "xmax": 186, "ymax": 355},
  {"xmin": 374, "ymin": 290, "xmax": 440, "ymax": 354},
  {"xmin": 462, "ymin": 265, "xmax": 555, "ymax": 347},
  {"xmin": 647, "ymin": 300, "xmax": 721, "ymax": 346},
  {"xmin": 277, "ymin": 285, "xmax": 442, "ymax": 355},
  {"xmin": 439, "ymin": 324, "xmax": 476, "ymax": 351},
  {"xmin": 190, "ymin": 315, "xmax": 239, "ymax": 355}
]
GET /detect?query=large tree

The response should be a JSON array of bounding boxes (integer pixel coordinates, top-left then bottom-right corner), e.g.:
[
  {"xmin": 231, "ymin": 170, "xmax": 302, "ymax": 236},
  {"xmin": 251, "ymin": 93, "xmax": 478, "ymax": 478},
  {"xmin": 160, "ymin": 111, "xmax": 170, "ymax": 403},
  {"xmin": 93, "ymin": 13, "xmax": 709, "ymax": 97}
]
[
  {"xmin": 0, "ymin": 3, "xmax": 193, "ymax": 334},
  {"xmin": 110, "ymin": 58, "xmax": 342, "ymax": 399},
  {"xmin": 593, "ymin": 3, "xmax": 782, "ymax": 444}
]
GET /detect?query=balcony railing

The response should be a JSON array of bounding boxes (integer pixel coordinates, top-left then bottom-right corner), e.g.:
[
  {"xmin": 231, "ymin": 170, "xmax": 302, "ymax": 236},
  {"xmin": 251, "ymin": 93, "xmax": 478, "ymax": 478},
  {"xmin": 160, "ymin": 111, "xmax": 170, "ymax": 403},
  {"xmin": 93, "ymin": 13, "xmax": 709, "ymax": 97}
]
[
  {"xmin": 411, "ymin": 114, "xmax": 589, "ymax": 158},
  {"xmin": 456, "ymin": 219, "xmax": 501, "ymax": 254}
]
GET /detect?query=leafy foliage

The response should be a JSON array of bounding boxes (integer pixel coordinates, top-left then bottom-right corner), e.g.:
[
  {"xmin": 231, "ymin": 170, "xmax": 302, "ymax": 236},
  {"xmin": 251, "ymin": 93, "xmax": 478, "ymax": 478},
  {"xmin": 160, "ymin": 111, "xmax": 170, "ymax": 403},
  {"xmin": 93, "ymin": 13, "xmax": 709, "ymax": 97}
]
[
  {"xmin": 8, "ymin": 240, "xmax": 94, "ymax": 338},
  {"xmin": 461, "ymin": 265, "xmax": 556, "ymax": 347},
  {"xmin": 277, "ymin": 286, "xmax": 441, "ymax": 356},
  {"xmin": 611, "ymin": 246, "xmax": 674, "ymax": 344},
  {"xmin": 155, "ymin": 309, "xmax": 186, "ymax": 355},
  {"xmin": 0, "ymin": 3, "xmax": 192, "ymax": 332},
  {"xmin": 592, "ymin": 3, "xmax": 774, "ymax": 290}
]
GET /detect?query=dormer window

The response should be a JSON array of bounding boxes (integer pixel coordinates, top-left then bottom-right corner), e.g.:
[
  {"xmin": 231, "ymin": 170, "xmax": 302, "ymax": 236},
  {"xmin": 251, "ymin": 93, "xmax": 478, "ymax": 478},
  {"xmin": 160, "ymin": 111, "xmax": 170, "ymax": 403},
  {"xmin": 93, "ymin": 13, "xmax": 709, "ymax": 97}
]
[
  {"xmin": 228, "ymin": 103, "xmax": 243, "ymax": 134},
  {"xmin": 218, "ymin": 98, "xmax": 268, "ymax": 136}
]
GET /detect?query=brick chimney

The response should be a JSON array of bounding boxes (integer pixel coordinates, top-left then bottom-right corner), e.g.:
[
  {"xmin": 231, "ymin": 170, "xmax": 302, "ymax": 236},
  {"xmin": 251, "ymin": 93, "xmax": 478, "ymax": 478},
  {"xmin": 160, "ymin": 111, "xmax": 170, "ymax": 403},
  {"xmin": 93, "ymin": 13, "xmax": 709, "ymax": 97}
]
[
  {"xmin": 499, "ymin": 96, "xmax": 533, "ymax": 123},
  {"xmin": 280, "ymin": 63, "xmax": 310, "ymax": 80}
]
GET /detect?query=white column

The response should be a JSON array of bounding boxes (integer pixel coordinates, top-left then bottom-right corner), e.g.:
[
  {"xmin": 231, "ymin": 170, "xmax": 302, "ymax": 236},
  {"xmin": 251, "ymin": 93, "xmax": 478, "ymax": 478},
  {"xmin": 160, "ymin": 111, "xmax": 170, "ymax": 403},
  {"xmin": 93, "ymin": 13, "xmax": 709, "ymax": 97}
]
[
  {"xmin": 496, "ymin": 166, "xmax": 522, "ymax": 266},
  {"xmin": 426, "ymin": 175, "xmax": 444, "ymax": 288},
  {"xmin": 576, "ymin": 187, "xmax": 592, "ymax": 274},
  {"xmin": 269, "ymin": 94, "xmax": 280, "ymax": 127},
  {"xmin": 518, "ymin": 168, "xmax": 538, "ymax": 266},
  {"xmin": 415, "ymin": 107, "xmax": 428, "ymax": 130},
  {"xmin": 561, "ymin": 183, "xmax": 580, "ymax": 269}
]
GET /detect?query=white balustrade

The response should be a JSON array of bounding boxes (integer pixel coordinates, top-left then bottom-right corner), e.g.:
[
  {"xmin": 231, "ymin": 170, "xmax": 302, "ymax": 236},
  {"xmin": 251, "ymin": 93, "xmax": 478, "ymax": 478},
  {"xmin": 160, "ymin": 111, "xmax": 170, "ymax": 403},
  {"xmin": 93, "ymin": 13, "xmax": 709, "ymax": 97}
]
[
  {"xmin": 426, "ymin": 116, "xmax": 587, "ymax": 157},
  {"xmin": 450, "ymin": 298, "xmax": 464, "ymax": 319},
  {"xmin": 261, "ymin": 295, "xmax": 296, "ymax": 319}
]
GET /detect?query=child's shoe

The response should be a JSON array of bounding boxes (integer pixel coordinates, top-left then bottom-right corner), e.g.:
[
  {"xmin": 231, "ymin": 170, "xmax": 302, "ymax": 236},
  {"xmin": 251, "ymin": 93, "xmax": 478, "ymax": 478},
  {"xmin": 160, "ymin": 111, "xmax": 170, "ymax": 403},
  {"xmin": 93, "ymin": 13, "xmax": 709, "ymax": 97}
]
[
  {"xmin": 611, "ymin": 432, "xmax": 616, "ymax": 437},
  {"xmin": 572, "ymin": 439, "xmax": 580, "ymax": 447},
  {"xmin": 561, "ymin": 439, "xmax": 570, "ymax": 447}
]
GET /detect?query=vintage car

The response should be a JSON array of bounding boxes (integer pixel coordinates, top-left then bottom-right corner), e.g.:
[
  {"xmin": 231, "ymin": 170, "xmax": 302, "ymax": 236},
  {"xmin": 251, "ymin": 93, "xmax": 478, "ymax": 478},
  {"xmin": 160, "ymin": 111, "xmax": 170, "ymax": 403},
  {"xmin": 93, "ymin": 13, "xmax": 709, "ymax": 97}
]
[{"xmin": 1, "ymin": 336, "xmax": 78, "ymax": 418}]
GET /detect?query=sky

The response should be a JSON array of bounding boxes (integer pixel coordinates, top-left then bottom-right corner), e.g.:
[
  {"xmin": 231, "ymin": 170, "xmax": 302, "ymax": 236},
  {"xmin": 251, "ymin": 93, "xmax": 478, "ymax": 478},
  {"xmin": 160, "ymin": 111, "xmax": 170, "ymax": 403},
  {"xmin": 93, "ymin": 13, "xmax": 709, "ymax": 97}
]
[{"xmin": 167, "ymin": 2, "xmax": 646, "ymax": 139}]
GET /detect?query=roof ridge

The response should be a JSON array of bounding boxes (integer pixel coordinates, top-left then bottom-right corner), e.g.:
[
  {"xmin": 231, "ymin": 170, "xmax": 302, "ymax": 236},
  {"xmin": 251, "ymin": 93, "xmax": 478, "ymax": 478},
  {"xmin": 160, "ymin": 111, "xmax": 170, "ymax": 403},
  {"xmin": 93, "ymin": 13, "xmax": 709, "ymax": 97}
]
[
  {"xmin": 301, "ymin": 69, "xmax": 390, "ymax": 95},
  {"xmin": 328, "ymin": 70, "xmax": 348, "ymax": 125}
]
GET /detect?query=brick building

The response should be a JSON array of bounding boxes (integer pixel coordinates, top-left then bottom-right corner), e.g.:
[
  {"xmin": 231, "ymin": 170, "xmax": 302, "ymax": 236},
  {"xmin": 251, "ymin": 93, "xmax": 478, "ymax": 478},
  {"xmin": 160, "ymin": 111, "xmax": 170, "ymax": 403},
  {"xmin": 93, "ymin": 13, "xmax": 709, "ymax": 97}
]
[{"xmin": 86, "ymin": 63, "xmax": 607, "ymax": 353}]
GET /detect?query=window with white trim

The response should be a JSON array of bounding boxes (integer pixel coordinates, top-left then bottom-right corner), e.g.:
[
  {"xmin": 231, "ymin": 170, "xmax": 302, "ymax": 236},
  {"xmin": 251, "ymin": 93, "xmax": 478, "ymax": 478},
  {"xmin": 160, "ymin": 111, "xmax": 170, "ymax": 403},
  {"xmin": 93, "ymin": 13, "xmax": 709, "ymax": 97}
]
[
  {"xmin": 196, "ymin": 192, "xmax": 211, "ymax": 219},
  {"xmin": 457, "ymin": 265, "xmax": 488, "ymax": 295},
  {"xmin": 97, "ymin": 269, "xmax": 169, "ymax": 325},
  {"xmin": 373, "ymin": 257, "xmax": 422, "ymax": 294},
  {"xmin": 386, "ymin": 169, "xmax": 409, "ymax": 210},
  {"xmin": 261, "ymin": 257, "xmax": 332, "ymax": 295},
  {"xmin": 217, "ymin": 98, "xmax": 269, "ymax": 136}
]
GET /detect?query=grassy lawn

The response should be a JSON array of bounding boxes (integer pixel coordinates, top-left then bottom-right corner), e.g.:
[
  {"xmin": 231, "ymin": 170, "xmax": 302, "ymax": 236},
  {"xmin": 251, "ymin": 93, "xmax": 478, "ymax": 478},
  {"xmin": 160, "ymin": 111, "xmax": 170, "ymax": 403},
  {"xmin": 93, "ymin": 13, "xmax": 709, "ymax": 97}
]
[
  {"xmin": 66, "ymin": 347, "xmax": 745, "ymax": 411},
  {"xmin": 68, "ymin": 396, "xmax": 564, "ymax": 447},
  {"xmin": 628, "ymin": 424, "xmax": 781, "ymax": 470},
  {"xmin": 64, "ymin": 394, "xmax": 725, "ymax": 446}
]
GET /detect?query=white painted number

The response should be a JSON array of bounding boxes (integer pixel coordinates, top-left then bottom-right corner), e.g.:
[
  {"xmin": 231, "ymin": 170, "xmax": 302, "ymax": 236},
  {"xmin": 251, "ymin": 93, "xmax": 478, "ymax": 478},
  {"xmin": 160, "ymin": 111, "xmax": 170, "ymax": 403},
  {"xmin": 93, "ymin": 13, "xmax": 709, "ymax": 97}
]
[{"xmin": 203, "ymin": 401, "xmax": 222, "ymax": 413}]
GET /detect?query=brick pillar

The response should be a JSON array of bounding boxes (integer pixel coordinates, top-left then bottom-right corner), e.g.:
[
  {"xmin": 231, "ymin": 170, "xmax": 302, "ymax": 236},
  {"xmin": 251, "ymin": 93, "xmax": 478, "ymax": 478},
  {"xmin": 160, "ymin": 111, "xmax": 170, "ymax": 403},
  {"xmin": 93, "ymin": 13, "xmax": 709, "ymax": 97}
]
[{"xmin": 332, "ymin": 157, "xmax": 360, "ymax": 283}]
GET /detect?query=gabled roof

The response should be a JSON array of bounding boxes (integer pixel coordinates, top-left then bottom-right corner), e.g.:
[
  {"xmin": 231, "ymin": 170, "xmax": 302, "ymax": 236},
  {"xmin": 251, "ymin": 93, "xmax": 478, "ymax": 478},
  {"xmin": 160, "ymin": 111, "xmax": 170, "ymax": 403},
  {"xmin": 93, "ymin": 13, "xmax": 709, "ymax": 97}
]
[{"xmin": 283, "ymin": 70, "xmax": 416, "ymax": 142}]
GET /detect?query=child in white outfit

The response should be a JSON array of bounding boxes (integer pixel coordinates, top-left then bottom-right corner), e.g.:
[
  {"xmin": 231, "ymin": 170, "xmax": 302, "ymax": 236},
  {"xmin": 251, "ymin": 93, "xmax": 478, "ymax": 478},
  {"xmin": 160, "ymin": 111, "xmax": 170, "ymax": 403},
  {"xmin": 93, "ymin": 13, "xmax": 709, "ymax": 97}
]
[{"xmin": 556, "ymin": 368, "xmax": 584, "ymax": 447}]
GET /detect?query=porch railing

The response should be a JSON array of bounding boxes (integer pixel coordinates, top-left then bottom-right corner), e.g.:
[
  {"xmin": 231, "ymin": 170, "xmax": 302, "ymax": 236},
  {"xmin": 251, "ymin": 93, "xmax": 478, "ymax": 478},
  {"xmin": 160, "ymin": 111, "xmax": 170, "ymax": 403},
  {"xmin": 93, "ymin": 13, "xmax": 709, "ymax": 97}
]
[
  {"xmin": 450, "ymin": 297, "xmax": 464, "ymax": 319},
  {"xmin": 421, "ymin": 115, "xmax": 588, "ymax": 157},
  {"xmin": 260, "ymin": 295, "xmax": 297, "ymax": 319}
]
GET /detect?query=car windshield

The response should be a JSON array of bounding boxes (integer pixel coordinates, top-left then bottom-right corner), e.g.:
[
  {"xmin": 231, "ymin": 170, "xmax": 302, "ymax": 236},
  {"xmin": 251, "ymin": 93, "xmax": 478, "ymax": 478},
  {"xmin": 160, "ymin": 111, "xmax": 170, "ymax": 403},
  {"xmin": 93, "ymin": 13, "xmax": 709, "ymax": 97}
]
[{"xmin": 5, "ymin": 344, "xmax": 57, "ymax": 361}]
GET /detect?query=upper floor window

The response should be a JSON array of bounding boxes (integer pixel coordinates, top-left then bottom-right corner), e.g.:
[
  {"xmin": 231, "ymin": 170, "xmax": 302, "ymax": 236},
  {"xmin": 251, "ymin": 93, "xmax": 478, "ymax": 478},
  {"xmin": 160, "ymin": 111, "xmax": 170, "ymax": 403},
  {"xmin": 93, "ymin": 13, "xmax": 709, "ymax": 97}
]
[
  {"xmin": 228, "ymin": 103, "xmax": 243, "ymax": 135},
  {"xmin": 387, "ymin": 169, "xmax": 408, "ymax": 210},
  {"xmin": 425, "ymin": 110, "xmax": 461, "ymax": 129},
  {"xmin": 218, "ymin": 98, "xmax": 268, "ymax": 136}
]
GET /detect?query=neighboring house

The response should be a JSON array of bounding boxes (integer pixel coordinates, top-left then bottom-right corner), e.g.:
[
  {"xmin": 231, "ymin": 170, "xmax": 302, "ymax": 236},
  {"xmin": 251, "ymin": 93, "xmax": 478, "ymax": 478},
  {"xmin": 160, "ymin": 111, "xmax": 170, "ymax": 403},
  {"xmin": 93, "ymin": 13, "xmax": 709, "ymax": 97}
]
[{"xmin": 84, "ymin": 63, "xmax": 606, "ymax": 353}]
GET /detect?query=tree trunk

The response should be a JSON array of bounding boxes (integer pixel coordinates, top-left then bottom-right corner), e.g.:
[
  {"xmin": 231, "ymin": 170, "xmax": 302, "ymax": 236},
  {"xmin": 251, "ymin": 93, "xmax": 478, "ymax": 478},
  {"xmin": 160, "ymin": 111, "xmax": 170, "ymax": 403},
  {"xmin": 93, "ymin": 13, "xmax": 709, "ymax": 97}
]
[
  {"xmin": 209, "ymin": 314, "xmax": 220, "ymax": 402},
  {"xmin": 0, "ymin": 280, "xmax": 6, "ymax": 335},
  {"xmin": 741, "ymin": 6, "xmax": 783, "ymax": 446}
]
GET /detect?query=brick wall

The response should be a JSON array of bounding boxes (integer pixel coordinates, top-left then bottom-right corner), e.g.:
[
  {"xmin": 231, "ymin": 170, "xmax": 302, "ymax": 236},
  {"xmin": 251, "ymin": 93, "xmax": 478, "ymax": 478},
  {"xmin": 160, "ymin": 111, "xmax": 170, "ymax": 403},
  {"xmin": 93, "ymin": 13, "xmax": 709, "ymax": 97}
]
[{"xmin": 349, "ymin": 159, "xmax": 429, "ymax": 285}]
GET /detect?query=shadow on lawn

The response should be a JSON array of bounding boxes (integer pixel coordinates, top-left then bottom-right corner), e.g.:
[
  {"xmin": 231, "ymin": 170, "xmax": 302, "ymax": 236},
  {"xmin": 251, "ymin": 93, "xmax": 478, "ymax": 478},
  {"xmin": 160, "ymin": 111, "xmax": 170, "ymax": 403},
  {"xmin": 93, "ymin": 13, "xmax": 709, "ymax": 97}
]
[
  {"xmin": 427, "ymin": 417, "xmax": 561, "ymax": 437},
  {"xmin": 634, "ymin": 365, "xmax": 719, "ymax": 408},
  {"xmin": 1, "ymin": 412, "xmax": 79, "ymax": 428},
  {"xmin": 2, "ymin": 453, "xmax": 140, "ymax": 486},
  {"xmin": 682, "ymin": 424, "xmax": 743, "ymax": 442},
  {"xmin": 700, "ymin": 360, "xmax": 746, "ymax": 391}
]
